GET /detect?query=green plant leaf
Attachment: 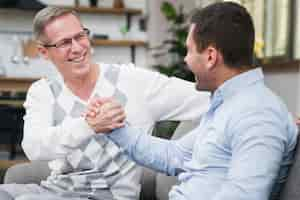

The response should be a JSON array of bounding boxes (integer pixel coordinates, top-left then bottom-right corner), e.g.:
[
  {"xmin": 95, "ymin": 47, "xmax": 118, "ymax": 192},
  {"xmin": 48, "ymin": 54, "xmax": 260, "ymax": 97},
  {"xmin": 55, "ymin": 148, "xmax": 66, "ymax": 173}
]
[
  {"xmin": 161, "ymin": 1, "xmax": 177, "ymax": 21},
  {"xmin": 152, "ymin": 1, "xmax": 193, "ymax": 82}
]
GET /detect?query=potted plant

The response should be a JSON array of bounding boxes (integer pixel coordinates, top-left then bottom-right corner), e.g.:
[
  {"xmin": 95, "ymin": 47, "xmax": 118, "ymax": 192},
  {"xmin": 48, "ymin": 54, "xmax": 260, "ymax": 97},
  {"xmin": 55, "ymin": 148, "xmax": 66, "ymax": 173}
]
[
  {"xmin": 152, "ymin": 1, "xmax": 193, "ymax": 138},
  {"xmin": 152, "ymin": 1, "xmax": 194, "ymax": 82}
]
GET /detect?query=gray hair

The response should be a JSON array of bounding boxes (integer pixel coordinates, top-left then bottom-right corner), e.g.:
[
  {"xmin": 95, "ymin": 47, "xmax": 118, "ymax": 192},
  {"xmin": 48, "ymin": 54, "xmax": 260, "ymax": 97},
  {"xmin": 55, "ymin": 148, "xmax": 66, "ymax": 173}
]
[{"xmin": 33, "ymin": 6, "xmax": 81, "ymax": 43}]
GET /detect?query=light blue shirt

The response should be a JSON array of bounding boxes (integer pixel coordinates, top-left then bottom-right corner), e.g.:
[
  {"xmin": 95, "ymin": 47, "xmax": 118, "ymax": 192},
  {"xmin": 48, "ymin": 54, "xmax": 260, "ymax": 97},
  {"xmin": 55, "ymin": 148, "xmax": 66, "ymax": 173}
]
[{"xmin": 108, "ymin": 68, "xmax": 298, "ymax": 200}]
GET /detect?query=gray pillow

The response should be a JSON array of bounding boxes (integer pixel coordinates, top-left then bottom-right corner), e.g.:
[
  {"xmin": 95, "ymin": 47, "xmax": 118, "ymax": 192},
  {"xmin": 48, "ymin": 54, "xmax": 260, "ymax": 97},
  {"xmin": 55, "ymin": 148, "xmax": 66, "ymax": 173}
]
[{"xmin": 280, "ymin": 136, "xmax": 300, "ymax": 200}]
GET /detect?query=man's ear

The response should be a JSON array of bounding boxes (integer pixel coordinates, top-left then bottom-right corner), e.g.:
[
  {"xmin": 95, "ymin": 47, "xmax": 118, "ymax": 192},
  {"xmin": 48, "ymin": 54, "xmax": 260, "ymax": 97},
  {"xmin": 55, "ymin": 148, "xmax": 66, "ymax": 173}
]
[
  {"xmin": 37, "ymin": 45, "xmax": 50, "ymax": 60},
  {"xmin": 206, "ymin": 46, "xmax": 218, "ymax": 70}
]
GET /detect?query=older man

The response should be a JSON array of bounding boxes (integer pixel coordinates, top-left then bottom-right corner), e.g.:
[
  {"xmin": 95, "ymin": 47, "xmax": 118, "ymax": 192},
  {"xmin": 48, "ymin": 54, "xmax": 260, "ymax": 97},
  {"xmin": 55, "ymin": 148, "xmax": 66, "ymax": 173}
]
[
  {"xmin": 103, "ymin": 2, "xmax": 298, "ymax": 200},
  {"xmin": 0, "ymin": 6, "xmax": 210, "ymax": 200}
]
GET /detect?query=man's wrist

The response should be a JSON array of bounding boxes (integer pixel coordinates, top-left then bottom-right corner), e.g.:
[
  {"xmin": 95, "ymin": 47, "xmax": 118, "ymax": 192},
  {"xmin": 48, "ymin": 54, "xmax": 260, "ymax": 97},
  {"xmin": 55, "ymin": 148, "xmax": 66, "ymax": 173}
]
[
  {"xmin": 84, "ymin": 116, "xmax": 97, "ymax": 132},
  {"xmin": 108, "ymin": 124, "xmax": 129, "ymax": 140},
  {"xmin": 67, "ymin": 117, "xmax": 96, "ymax": 144}
]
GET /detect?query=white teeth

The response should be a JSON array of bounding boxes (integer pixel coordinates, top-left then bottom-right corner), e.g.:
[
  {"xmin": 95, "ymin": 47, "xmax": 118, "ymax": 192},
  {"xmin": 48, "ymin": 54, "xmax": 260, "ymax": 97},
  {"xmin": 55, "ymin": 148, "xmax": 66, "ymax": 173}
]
[{"xmin": 70, "ymin": 55, "xmax": 84, "ymax": 63}]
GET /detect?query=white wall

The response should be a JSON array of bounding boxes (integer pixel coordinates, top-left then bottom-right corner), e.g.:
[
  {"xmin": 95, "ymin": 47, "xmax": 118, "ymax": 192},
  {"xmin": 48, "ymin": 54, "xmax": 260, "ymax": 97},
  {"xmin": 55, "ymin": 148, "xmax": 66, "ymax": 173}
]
[{"xmin": 264, "ymin": 65, "xmax": 300, "ymax": 116}]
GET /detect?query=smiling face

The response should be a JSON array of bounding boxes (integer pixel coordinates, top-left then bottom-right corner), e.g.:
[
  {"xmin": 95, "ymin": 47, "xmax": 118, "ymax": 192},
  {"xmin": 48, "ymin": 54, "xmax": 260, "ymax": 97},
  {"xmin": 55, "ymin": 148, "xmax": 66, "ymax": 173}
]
[
  {"xmin": 184, "ymin": 24, "xmax": 218, "ymax": 91},
  {"xmin": 37, "ymin": 13, "xmax": 93, "ymax": 80}
]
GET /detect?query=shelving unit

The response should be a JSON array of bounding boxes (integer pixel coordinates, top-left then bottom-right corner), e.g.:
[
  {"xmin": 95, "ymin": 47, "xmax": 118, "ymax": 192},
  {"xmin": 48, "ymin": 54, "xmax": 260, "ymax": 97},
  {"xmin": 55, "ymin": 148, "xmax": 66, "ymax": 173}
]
[
  {"xmin": 64, "ymin": 6, "xmax": 141, "ymax": 30},
  {"xmin": 92, "ymin": 39, "xmax": 147, "ymax": 62},
  {"xmin": 92, "ymin": 39, "xmax": 146, "ymax": 47},
  {"xmin": 65, "ymin": 6, "xmax": 147, "ymax": 63},
  {"xmin": 0, "ymin": 77, "xmax": 36, "ymax": 92},
  {"xmin": 0, "ymin": 6, "xmax": 142, "ymax": 29},
  {"xmin": 0, "ymin": 77, "xmax": 37, "ymax": 107},
  {"xmin": 66, "ymin": 6, "xmax": 142, "ymax": 15},
  {"xmin": 0, "ymin": 100, "xmax": 24, "ymax": 107},
  {"xmin": 0, "ymin": 5, "xmax": 147, "ymax": 101},
  {"xmin": 0, "ymin": 6, "xmax": 147, "ymax": 63}
]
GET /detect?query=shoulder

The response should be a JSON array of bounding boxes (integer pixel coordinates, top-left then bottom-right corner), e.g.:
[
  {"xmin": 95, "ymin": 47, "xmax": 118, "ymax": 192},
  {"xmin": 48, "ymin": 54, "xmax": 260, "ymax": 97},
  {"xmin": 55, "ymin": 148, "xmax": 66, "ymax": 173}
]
[
  {"xmin": 26, "ymin": 77, "xmax": 62, "ymax": 101},
  {"xmin": 226, "ymin": 85, "xmax": 294, "ymax": 137},
  {"xmin": 111, "ymin": 63, "xmax": 160, "ymax": 78},
  {"xmin": 101, "ymin": 62, "xmax": 163, "ymax": 85},
  {"xmin": 227, "ymin": 83, "xmax": 285, "ymax": 115},
  {"xmin": 28, "ymin": 78, "xmax": 51, "ymax": 93}
]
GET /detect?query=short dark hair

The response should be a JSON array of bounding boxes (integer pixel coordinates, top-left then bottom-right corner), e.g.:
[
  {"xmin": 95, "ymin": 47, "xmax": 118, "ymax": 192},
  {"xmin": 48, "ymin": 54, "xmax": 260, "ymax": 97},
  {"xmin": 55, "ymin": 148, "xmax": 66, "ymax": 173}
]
[{"xmin": 190, "ymin": 2, "xmax": 255, "ymax": 68}]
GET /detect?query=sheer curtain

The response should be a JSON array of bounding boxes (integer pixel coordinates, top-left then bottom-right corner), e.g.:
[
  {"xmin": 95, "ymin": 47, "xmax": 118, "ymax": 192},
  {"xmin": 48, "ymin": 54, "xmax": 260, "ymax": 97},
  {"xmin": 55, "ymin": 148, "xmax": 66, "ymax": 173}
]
[
  {"xmin": 196, "ymin": 0, "xmax": 298, "ymax": 60},
  {"xmin": 224, "ymin": 0, "xmax": 291, "ymax": 59},
  {"xmin": 195, "ymin": 0, "xmax": 221, "ymax": 8},
  {"xmin": 295, "ymin": 0, "xmax": 300, "ymax": 59},
  {"xmin": 265, "ymin": 0, "xmax": 290, "ymax": 58},
  {"xmin": 239, "ymin": 0, "xmax": 265, "ymax": 58}
]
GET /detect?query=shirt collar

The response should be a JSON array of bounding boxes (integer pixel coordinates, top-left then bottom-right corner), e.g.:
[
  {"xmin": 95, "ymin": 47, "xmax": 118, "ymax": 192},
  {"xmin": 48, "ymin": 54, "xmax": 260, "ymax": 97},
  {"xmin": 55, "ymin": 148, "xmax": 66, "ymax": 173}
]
[{"xmin": 209, "ymin": 67, "xmax": 264, "ymax": 112}]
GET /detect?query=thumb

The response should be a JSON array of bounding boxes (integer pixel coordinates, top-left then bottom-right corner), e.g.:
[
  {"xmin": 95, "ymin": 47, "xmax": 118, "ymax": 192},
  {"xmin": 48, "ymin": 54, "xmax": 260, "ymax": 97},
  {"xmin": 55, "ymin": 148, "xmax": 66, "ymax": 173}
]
[{"xmin": 96, "ymin": 97, "xmax": 113, "ymax": 105}]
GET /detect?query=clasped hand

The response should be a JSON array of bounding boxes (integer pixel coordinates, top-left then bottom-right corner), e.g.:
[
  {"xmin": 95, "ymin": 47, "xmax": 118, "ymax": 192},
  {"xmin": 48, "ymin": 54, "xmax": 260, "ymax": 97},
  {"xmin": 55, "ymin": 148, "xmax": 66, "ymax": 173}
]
[{"xmin": 84, "ymin": 97, "xmax": 126, "ymax": 133}]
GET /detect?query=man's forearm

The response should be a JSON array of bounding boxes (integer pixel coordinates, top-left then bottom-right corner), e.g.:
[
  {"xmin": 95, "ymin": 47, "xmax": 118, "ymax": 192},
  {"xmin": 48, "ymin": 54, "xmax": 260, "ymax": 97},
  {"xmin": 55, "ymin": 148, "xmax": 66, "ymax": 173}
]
[{"xmin": 108, "ymin": 125, "xmax": 184, "ymax": 175}]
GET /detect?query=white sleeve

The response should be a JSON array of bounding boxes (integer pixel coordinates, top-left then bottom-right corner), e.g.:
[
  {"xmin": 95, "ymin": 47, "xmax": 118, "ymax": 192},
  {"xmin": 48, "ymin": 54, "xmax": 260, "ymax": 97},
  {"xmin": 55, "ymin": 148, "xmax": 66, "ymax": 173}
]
[
  {"xmin": 143, "ymin": 69, "xmax": 210, "ymax": 121},
  {"xmin": 21, "ymin": 79, "xmax": 95, "ymax": 161}
]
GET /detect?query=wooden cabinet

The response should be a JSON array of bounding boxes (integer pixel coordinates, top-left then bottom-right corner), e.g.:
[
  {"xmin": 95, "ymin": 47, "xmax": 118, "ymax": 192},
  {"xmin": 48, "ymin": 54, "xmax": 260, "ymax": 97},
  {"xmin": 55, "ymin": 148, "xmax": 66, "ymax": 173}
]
[{"xmin": 0, "ymin": 77, "xmax": 36, "ymax": 107}]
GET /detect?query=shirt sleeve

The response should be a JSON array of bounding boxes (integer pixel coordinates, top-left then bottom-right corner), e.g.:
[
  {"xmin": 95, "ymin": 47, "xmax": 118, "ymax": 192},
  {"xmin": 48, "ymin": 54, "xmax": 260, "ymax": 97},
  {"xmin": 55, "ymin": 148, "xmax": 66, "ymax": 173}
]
[
  {"xmin": 144, "ymin": 72, "xmax": 210, "ymax": 121},
  {"xmin": 108, "ymin": 124, "xmax": 198, "ymax": 175},
  {"xmin": 21, "ymin": 79, "xmax": 95, "ymax": 161},
  {"xmin": 212, "ymin": 109, "xmax": 287, "ymax": 200},
  {"xmin": 121, "ymin": 63, "xmax": 210, "ymax": 122}
]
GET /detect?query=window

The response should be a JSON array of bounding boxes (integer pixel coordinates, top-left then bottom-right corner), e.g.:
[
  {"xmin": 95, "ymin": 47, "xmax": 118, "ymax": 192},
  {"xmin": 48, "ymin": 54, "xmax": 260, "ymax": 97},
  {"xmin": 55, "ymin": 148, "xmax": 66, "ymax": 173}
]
[
  {"xmin": 224, "ymin": 0, "xmax": 295, "ymax": 62},
  {"xmin": 294, "ymin": 0, "xmax": 300, "ymax": 59}
]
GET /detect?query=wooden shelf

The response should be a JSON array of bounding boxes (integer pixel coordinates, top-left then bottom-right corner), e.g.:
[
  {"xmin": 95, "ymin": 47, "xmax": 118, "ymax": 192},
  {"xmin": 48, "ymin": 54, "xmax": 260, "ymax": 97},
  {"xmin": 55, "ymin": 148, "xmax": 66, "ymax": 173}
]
[
  {"xmin": 0, "ymin": 159, "xmax": 28, "ymax": 169},
  {"xmin": 63, "ymin": 6, "xmax": 142, "ymax": 31},
  {"xmin": 0, "ymin": 6, "xmax": 142, "ymax": 15},
  {"xmin": 63, "ymin": 6, "xmax": 142, "ymax": 15},
  {"xmin": 91, "ymin": 39, "xmax": 147, "ymax": 63},
  {"xmin": 0, "ymin": 8, "xmax": 38, "ymax": 14},
  {"xmin": 91, "ymin": 39, "xmax": 147, "ymax": 47},
  {"xmin": 262, "ymin": 60, "xmax": 300, "ymax": 70},
  {"xmin": 0, "ymin": 100, "xmax": 24, "ymax": 107},
  {"xmin": 0, "ymin": 77, "xmax": 37, "ymax": 92},
  {"xmin": 91, "ymin": 39, "xmax": 147, "ymax": 62},
  {"xmin": 0, "ymin": 77, "xmax": 37, "ymax": 107}
]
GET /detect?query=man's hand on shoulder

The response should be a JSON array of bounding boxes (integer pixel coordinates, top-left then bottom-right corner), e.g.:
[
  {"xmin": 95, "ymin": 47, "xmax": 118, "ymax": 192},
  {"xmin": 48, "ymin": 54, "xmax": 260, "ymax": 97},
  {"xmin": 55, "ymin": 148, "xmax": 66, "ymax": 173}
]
[{"xmin": 84, "ymin": 97, "xmax": 126, "ymax": 133}]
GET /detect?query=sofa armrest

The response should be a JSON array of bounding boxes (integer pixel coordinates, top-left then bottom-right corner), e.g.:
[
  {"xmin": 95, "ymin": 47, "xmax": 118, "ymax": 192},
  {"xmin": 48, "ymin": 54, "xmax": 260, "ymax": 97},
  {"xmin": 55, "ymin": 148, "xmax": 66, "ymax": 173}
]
[
  {"xmin": 4, "ymin": 161, "xmax": 50, "ymax": 184},
  {"xmin": 140, "ymin": 167, "xmax": 157, "ymax": 200}
]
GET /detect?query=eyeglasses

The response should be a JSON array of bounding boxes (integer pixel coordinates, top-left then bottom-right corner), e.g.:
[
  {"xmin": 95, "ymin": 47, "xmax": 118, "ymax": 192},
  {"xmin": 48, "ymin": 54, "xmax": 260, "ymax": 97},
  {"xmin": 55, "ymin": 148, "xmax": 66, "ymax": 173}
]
[{"xmin": 43, "ymin": 28, "xmax": 90, "ymax": 49}]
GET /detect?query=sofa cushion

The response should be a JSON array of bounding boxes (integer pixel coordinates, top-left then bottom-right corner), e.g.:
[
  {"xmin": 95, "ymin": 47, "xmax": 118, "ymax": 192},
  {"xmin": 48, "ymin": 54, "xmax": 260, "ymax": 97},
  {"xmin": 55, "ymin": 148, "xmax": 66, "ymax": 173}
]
[{"xmin": 280, "ymin": 135, "xmax": 300, "ymax": 200}]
